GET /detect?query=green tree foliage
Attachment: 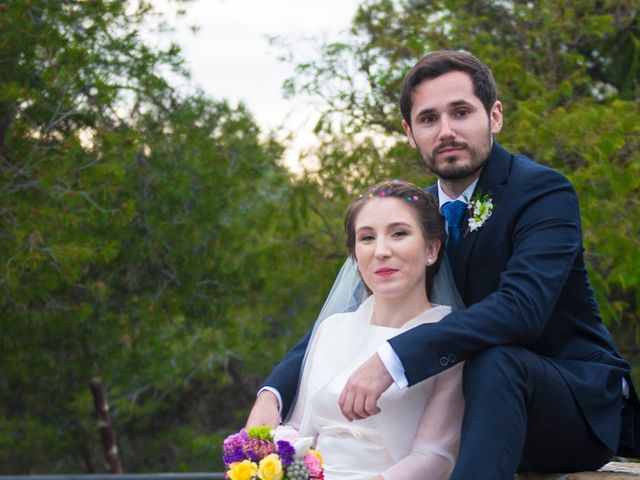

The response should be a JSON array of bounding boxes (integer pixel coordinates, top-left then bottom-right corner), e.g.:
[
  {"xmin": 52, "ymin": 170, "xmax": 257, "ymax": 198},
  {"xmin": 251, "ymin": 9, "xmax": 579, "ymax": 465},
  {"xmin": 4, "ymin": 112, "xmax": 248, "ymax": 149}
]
[
  {"xmin": 284, "ymin": 0, "xmax": 640, "ymax": 335},
  {"xmin": 3, "ymin": 0, "xmax": 639, "ymax": 472},
  {"xmin": 0, "ymin": 0, "xmax": 338, "ymax": 472}
]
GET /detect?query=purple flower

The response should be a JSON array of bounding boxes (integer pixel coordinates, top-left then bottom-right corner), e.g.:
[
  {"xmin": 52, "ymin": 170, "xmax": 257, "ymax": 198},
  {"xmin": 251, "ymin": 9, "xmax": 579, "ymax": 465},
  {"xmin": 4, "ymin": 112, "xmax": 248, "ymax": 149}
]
[
  {"xmin": 276, "ymin": 440, "xmax": 295, "ymax": 466},
  {"xmin": 223, "ymin": 429, "xmax": 249, "ymax": 454},
  {"xmin": 244, "ymin": 449, "xmax": 260, "ymax": 463},
  {"xmin": 222, "ymin": 447, "xmax": 245, "ymax": 466}
]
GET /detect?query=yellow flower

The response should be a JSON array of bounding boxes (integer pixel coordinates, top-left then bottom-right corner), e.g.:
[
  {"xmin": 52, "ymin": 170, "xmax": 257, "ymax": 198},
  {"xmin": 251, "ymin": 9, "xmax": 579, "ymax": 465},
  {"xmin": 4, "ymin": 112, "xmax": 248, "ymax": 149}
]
[
  {"xmin": 228, "ymin": 460, "xmax": 258, "ymax": 480},
  {"xmin": 258, "ymin": 453, "xmax": 283, "ymax": 480},
  {"xmin": 308, "ymin": 449, "xmax": 324, "ymax": 466}
]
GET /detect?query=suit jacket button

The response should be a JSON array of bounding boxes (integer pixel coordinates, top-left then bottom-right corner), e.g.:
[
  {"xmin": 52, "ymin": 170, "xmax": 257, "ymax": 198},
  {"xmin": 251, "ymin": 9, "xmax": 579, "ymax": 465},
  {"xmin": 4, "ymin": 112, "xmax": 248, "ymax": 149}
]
[
  {"xmin": 448, "ymin": 353, "xmax": 456, "ymax": 363},
  {"xmin": 440, "ymin": 356, "xmax": 448, "ymax": 366}
]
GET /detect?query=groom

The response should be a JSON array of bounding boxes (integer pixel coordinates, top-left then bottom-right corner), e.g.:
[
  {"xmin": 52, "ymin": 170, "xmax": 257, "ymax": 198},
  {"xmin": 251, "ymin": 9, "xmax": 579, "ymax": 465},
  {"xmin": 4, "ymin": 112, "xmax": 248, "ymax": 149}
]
[{"xmin": 247, "ymin": 51, "xmax": 640, "ymax": 477}]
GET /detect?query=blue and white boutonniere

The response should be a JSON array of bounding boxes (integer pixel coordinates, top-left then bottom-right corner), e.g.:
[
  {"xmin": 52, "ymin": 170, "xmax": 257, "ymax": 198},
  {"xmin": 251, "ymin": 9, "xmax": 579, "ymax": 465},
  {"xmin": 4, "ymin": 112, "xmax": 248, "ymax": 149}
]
[{"xmin": 464, "ymin": 191, "xmax": 494, "ymax": 232}]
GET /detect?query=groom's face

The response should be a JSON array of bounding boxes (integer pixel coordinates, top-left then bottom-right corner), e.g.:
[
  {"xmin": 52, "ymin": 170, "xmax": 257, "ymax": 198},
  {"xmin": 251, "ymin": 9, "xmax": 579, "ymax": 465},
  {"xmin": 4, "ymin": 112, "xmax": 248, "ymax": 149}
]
[{"xmin": 401, "ymin": 71, "xmax": 503, "ymax": 181}]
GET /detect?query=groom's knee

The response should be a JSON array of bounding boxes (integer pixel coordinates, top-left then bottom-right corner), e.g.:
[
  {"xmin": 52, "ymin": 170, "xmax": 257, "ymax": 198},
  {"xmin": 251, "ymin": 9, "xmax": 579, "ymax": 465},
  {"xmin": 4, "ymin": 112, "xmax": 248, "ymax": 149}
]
[{"xmin": 463, "ymin": 345, "xmax": 530, "ymax": 393}]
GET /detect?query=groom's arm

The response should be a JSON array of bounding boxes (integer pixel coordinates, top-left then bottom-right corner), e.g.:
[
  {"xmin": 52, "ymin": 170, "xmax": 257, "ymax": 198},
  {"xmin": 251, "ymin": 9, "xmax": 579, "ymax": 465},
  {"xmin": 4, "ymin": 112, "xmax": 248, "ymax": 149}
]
[
  {"xmin": 391, "ymin": 167, "xmax": 583, "ymax": 385},
  {"xmin": 263, "ymin": 327, "xmax": 312, "ymax": 412},
  {"xmin": 246, "ymin": 327, "xmax": 312, "ymax": 427}
]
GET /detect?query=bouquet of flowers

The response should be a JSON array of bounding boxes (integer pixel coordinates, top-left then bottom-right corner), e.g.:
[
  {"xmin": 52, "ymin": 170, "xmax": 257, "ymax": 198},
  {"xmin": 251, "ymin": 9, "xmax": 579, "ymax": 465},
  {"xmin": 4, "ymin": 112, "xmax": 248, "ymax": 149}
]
[{"xmin": 222, "ymin": 425, "xmax": 324, "ymax": 480}]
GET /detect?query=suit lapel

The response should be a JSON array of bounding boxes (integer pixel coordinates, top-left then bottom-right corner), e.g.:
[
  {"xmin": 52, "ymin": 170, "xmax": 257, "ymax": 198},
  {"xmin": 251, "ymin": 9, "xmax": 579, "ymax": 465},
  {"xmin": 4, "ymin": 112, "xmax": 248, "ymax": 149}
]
[
  {"xmin": 425, "ymin": 183, "xmax": 438, "ymax": 202},
  {"xmin": 452, "ymin": 143, "xmax": 512, "ymax": 296}
]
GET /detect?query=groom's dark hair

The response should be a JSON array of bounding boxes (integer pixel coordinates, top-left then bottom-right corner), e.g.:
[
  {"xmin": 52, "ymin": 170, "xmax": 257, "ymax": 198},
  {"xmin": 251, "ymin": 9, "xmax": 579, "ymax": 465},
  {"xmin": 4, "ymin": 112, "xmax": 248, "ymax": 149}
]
[
  {"xmin": 400, "ymin": 50, "xmax": 498, "ymax": 126},
  {"xmin": 344, "ymin": 180, "xmax": 446, "ymax": 299}
]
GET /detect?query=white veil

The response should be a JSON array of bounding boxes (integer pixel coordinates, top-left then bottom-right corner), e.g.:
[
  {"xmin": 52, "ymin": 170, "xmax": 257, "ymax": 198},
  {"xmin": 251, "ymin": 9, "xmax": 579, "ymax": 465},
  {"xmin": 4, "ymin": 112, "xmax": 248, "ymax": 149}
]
[{"xmin": 316, "ymin": 257, "xmax": 368, "ymax": 322}]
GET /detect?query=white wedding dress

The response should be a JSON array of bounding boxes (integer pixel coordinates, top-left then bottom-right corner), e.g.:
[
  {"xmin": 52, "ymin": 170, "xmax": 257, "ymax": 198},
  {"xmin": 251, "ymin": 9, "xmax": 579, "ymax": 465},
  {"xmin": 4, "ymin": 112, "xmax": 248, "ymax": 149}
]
[{"xmin": 286, "ymin": 295, "xmax": 464, "ymax": 480}]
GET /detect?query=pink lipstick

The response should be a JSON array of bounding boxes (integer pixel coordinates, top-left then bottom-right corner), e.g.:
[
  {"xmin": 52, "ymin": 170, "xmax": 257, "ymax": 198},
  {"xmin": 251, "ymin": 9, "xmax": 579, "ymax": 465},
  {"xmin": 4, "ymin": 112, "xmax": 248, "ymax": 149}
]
[{"xmin": 375, "ymin": 268, "xmax": 398, "ymax": 276}]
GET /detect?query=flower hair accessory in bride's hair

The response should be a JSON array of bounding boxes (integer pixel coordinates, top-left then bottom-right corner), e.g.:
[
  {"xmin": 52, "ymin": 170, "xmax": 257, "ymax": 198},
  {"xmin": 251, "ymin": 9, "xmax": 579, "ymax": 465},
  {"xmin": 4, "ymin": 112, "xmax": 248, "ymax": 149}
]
[
  {"xmin": 221, "ymin": 425, "xmax": 324, "ymax": 480},
  {"xmin": 364, "ymin": 179, "xmax": 422, "ymax": 203}
]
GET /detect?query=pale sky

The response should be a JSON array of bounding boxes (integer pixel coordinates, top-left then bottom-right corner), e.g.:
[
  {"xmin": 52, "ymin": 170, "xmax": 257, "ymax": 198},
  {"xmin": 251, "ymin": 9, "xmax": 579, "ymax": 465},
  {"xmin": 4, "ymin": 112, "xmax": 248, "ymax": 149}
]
[{"xmin": 147, "ymin": 0, "xmax": 362, "ymax": 168}]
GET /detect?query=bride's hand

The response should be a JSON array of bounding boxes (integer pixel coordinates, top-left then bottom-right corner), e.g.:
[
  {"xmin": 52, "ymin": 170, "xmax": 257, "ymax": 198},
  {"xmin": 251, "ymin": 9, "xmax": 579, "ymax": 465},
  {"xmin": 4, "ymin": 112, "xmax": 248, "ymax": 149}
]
[
  {"xmin": 339, "ymin": 353, "xmax": 392, "ymax": 421},
  {"xmin": 245, "ymin": 390, "xmax": 281, "ymax": 429}
]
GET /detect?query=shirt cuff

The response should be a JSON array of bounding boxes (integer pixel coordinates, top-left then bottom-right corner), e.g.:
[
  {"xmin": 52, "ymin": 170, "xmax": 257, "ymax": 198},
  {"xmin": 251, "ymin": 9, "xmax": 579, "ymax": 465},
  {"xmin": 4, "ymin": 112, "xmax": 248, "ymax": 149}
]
[
  {"xmin": 377, "ymin": 341, "xmax": 409, "ymax": 389},
  {"xmin": 257, "ymin": 386, "xmax": 283, "ymax": 414}
]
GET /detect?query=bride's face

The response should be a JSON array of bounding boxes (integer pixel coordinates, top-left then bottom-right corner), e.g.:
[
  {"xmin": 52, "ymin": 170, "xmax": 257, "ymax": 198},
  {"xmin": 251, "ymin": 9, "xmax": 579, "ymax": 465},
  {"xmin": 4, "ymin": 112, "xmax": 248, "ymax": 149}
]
[{"xmin": 354, "ymin": 197, "xmax": 438, "ymax": 300}]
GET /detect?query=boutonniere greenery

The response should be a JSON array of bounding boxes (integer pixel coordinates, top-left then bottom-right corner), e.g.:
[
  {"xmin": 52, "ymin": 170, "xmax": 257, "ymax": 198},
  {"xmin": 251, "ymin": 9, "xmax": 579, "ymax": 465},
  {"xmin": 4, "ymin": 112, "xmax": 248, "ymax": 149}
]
[{"xmin": 464, "ymin": 190, "xmax": 494, "ymax": 232}]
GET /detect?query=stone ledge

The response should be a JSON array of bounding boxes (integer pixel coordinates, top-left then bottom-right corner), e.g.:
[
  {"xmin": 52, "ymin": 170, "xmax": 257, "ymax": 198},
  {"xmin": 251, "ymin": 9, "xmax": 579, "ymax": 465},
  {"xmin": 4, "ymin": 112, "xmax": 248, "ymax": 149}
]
[{"xmin": 517, "ymin": 462, "xmax": 640, "ymax": 479}]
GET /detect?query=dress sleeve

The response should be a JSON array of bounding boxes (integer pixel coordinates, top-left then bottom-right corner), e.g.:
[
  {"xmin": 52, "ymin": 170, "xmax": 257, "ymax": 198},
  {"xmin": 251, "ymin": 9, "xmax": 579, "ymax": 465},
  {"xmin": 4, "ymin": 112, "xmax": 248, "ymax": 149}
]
[{"xmin": 381, "ymin": 362, "xmax": 464, "ymax": 480}]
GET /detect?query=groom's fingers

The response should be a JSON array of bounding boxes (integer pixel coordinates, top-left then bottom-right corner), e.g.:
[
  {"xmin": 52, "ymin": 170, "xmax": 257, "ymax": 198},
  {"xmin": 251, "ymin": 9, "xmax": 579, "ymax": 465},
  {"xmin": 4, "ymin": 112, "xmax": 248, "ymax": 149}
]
[
  {"xmin": 339, "ymin": 354, "xmax": 389, "ymax": 420},
  {"xmin": 339, "ymin": 381, "xmax": 361, "ymax": 421},
  {"xmin": 339, "ymin": 384, "xmax": 380, "ymax": 420},
  {"xmin": 351, "ymin": 392, "xmax": 369, "ymax": 420},
  {"xmin": 363, "ymin": 394, "xmax": 382, "ymax": 417},
  {"xmin": 338, "ymin": 383, "xmax": 357, "ymax": 421}
]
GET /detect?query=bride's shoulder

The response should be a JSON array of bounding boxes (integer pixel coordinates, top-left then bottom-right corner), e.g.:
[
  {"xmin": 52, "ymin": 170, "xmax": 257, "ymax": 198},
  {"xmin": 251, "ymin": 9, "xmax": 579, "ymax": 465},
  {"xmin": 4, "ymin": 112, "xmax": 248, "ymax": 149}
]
[
  {"xmin": 319, "ymin": 310, "xmax": 359, "ymax": 330},
  {"xmin": 432, "ymin": 304, "xmax": 453, "ymax": 316},
  {"xmin": 316, "ymin": 296, "xmax": 374, "ymax": 332},
  {"xmin": 428, "ymin": 304, "xmax": 453, "ymax": 321},
  {"xmin": 403, "ymin": 304, "xmax": 452, "ymax": 329}
]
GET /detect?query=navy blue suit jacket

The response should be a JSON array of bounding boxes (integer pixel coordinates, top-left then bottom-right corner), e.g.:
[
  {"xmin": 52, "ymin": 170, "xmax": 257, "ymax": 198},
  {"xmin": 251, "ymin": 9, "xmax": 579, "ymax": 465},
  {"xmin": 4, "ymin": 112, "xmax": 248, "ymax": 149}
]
[{"xmin": 264, "ymin": 143, "xmax": 639, "ymax": 456}]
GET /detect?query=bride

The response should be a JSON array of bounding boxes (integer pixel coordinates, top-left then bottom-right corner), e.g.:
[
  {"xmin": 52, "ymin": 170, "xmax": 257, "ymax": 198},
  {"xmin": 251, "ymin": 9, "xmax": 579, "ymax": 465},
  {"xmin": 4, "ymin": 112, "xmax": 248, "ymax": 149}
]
[{"xmin": 275, "ymin": 180, "xmax": 464, "ymax": 479}]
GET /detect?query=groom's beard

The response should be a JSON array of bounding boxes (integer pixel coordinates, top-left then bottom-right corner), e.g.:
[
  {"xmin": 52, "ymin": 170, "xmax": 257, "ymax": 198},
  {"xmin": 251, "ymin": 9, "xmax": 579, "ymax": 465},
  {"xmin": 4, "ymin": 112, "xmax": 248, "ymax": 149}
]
[{"xmin": 418, "ymin": 125, "xmax": 493, "ymax": 181}]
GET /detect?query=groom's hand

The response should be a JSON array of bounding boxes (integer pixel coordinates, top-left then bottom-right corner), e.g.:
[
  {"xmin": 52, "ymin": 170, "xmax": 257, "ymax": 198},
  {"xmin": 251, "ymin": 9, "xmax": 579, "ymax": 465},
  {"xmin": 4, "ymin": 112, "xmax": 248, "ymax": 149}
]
[
  {"xmin": 339, "ymin": 353, "xmax": 393, "ymax": 421},
  {"xmin": 245, "ymin": 390, "xmax": 281, "ymax": 429}
]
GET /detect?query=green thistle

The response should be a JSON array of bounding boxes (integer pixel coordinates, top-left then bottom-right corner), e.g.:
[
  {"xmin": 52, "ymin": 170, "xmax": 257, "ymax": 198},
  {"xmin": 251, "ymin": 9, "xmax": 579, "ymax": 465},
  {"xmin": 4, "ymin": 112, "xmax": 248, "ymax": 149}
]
[{"xmin": 247, "ymin": 425, "xmax": 274, "ymax": 440}]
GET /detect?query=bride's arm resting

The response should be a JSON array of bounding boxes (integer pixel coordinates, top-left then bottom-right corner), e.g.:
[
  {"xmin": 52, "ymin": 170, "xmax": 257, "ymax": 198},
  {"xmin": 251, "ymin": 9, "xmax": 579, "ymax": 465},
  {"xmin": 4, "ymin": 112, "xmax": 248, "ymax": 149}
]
[
  {"xmin": 381, "ymin": 363, "xmax": 464, "ymax": 480},
  {"xmin": 245, "ymin": 390, "xmax": 281, "ymax": 429}
]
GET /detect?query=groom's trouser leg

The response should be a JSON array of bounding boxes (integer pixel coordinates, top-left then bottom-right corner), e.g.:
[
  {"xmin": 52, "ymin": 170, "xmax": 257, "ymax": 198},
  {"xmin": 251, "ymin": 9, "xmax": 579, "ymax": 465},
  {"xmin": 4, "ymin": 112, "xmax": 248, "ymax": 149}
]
[{"xmin": 450, "ymin": 346, "xmax": 614, "ymax": 480}]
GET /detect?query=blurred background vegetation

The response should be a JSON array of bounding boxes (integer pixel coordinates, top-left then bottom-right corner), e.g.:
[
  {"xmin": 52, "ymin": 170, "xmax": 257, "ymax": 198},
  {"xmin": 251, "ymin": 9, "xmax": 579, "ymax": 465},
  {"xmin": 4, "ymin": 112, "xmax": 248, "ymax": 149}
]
[{"xmin": 0, "ymin": 0, "xmax": 638, "ymax": 473}]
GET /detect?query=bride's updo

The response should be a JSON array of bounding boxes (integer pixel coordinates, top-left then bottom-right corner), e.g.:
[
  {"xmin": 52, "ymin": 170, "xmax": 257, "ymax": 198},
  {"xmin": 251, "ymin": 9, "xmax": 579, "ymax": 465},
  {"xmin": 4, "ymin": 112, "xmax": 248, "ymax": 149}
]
[{"xmin": 344, "ymin": 180, "xmax": 446, "ymax": 298}]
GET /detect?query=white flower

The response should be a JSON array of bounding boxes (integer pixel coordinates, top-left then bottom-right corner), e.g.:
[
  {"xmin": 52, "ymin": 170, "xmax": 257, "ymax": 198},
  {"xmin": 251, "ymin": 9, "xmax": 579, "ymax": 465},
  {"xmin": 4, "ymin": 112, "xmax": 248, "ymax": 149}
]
[
  {"xmin": 292, "ymin": 436, "xmax": 314, "ymax": 458},
  {"xmin": 466, "ymin": 192, "xmax": 494, "ymax": 232},
  {"xmin": 468, "ymin": 218, "xmax": 481, "ymax": 231},
  {"xmin": 272, "ymin": 425, "xmax": 300, "ymax": 445},
  {"xmin": 272, "ymin": 425, "xmax": 314, "ymax": 458}
]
